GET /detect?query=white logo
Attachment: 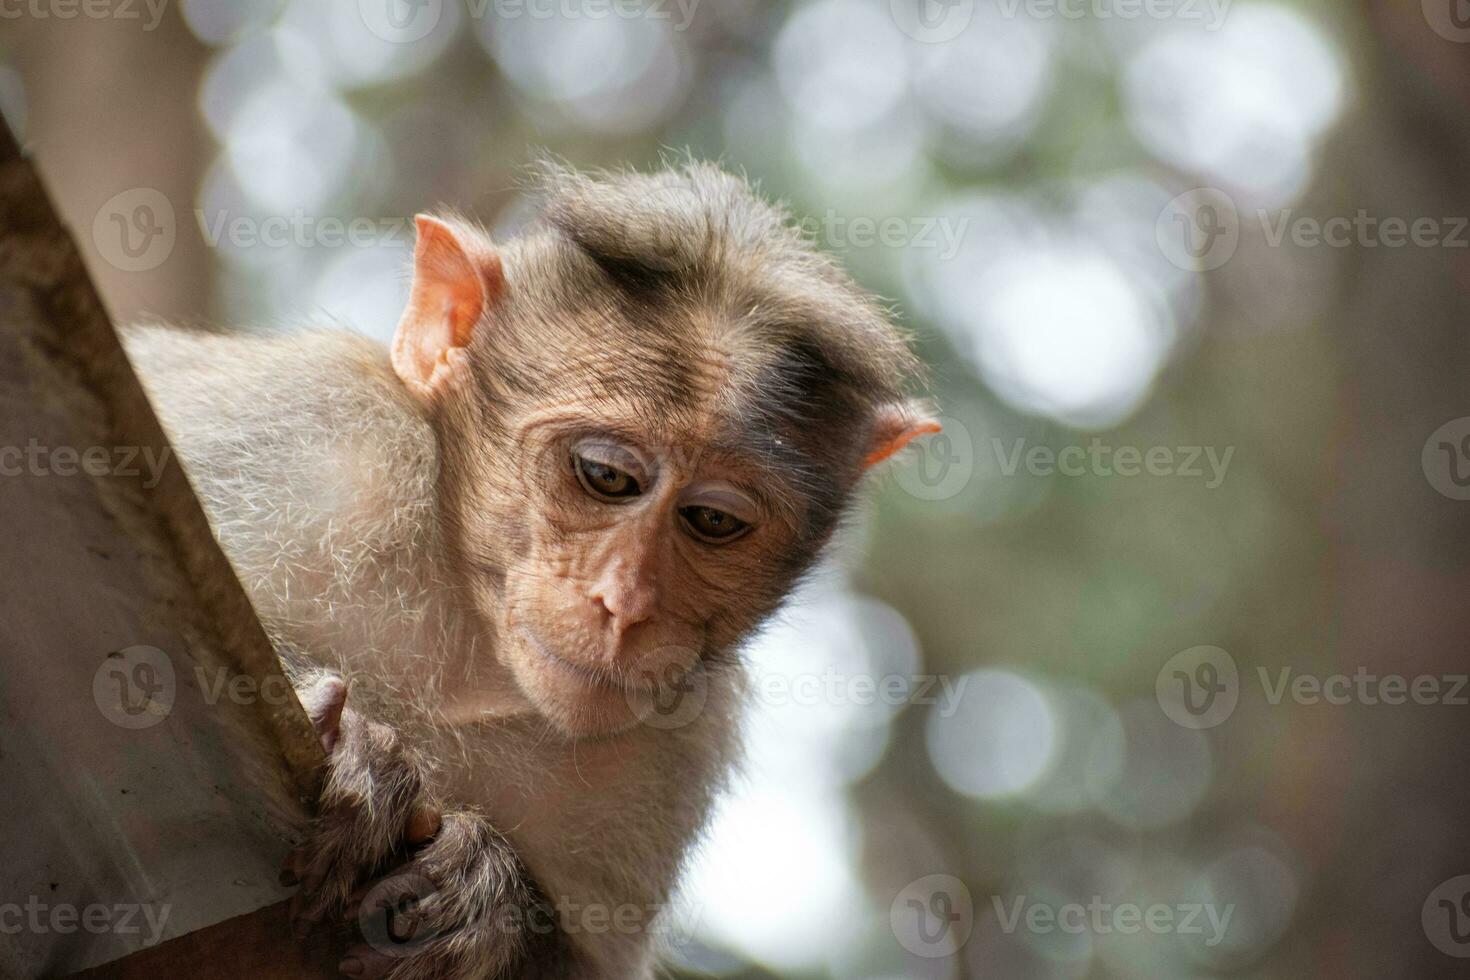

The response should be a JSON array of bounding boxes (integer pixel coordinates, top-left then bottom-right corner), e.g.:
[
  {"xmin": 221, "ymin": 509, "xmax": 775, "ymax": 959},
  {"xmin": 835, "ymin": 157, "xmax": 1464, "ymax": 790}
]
[
  {"xmin": 1157, "ymin": 188, "xmax": 1240, "ymax": 272},
  {"xmin": 627, "ymin": 653, "xmax": 709, "ymax": 730},
  {"xmin": 358, "ymin": 871, "xmax": 443, "ymax": 957},
  {"xmin": 1424, "ymin": 875, "xmax": 1470, "ymax": 957},
  {"xmin": 93, "ymin": 645, "xmax": 175, "ymax": 729},
  {"xmin": 890, "ymin": 0, "xmax": 975, "ymax": 43},
  {"xmin": 358, "ymin": 0, "xmax": 443, "ymax": 43},
  {"xmin": 1157, "ymin": 646, "xmax": 1239, "ymax": 729},
  {"xmin": 92, "ymin": 188, "xmax": 175, "ymax": 272},
  {"xmin": 1422, "ymin": 418, "xmax": 1470, "ymax": 500},
  {"xmin": 891, "ymin": 874, "xmax": 973, "ymax": 957},
  {"xmin": 892, "ymin": 415, "xmax": 973, "ymax": 501},
  {"xmin": 1423, "ymin": 0, "xmax": 1470, "ymax": 42}
]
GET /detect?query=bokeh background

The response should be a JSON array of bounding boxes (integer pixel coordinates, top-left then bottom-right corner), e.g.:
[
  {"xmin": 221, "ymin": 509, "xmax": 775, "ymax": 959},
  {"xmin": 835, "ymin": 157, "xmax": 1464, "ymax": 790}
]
[{"xmin": 7, "ymin": 0, "xmax": 1470, "ymax": 976}]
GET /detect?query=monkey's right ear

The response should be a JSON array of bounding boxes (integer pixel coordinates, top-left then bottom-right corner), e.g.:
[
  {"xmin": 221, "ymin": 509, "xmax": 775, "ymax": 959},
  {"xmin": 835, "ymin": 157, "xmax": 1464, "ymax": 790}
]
[
  {"xmin": 864, "ymin": 400, "xmax": 941, "ymax": 468},
  {"xmin": 392, "ymin": 214, "xmax": 505, "ymax": 400}
]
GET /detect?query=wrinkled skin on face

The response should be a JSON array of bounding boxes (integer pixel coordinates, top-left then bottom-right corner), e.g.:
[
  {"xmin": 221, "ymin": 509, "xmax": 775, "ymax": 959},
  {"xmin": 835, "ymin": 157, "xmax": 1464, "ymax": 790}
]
[
  {"xmin": 446, "ymin": 386, "xmax": 814, "ymax": 738},
  {"xmin": 395, "ymin": 168, "xmax": 935, "ymax": 741}
]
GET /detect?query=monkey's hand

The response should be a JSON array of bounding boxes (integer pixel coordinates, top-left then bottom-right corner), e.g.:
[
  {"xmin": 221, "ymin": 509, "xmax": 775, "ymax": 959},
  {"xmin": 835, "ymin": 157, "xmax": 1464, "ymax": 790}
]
[
  {"xmin": 284, "ymin": 675, "xmax": 562, "ymax": 979},
  {"xmin": 338, "ymin": 810, "xmax": 554, "ymax": 980},
  {"xmin": 281, "ymin": 674, "xmax": 444, "ymax": 939}
]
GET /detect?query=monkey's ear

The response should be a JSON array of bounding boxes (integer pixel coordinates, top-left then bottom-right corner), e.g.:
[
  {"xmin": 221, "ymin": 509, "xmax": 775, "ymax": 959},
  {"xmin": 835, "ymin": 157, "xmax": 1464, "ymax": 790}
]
[
  {"xmin": 864, "ymin": 400, "xmax": 941, "ymax": 468},
  {"xmin": 392, "ymin": 214, "xmax": 505, "ymax": 399}
]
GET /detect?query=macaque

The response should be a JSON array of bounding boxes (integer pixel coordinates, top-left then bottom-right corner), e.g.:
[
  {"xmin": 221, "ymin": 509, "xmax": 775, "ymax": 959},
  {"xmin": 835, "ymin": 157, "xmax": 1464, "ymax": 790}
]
[{"xmin": 122, "ymin": 162, "xmax": 935, "ymax": 979}]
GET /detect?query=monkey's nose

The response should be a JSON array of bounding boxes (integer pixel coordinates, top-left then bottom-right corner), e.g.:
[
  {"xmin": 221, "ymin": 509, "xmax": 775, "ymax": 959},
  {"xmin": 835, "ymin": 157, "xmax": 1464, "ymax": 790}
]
[{"xmin": 590, "ymin": 582, "xmax": 657, "ymax": 640}]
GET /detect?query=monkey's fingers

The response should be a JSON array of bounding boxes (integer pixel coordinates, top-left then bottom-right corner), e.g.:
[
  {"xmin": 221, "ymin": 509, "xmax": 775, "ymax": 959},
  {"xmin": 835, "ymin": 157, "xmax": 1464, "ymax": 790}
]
[
  {"xmin": 336, "ymin": 944, "xmax": 398, "ymax": 979},
  {"xmin": 289, "ymin": 721, "xmax": 439, "ymax": 938},
  {"xmin": 340, "ymin": 813, "xmax": 526, "ymax": 979},
  {"xmin": 339, "ymin": 899, "xmax": 493, "ymax": 980},
  {"xmin": 288, "ymin": 889, "xmax": 318, "ymax": 939},
  {"xmin": 337, "ymin": 852, "xmax": 432, "ymax": 927},
  {"xmin": 300, "ymin": 673, "xmax": 349, "ymax": 754},
  {"xmin": 289, "ymin": 804, "xmax": 379, "ymax": 935},
  {"xmin": 405, "ymin": 804, "xmax": 442, "ymax": 846},
  {"xmin": 279, "ymin": 846, "xmax": 309, "ymax": 887},
  {"xmin": 339, "ymin": 867, "xmax": 456, "ymax": 976},
  {"xmin": 326, "ymin": 802, "xmax": 439, "ymax": 917}
]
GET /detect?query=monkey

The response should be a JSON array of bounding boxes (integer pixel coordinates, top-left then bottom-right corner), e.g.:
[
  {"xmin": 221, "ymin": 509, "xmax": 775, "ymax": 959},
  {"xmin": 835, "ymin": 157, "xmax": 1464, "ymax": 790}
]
[{"xmin": 121, "ymin": 161, "xmax": 937, "ymax": 979}]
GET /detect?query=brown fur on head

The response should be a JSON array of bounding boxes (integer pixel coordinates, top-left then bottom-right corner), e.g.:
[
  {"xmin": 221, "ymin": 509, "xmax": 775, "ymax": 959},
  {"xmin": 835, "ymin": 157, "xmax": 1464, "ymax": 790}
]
[{"xmin": 391, "ymin": 161, "xmax": 935, "ymax": 738}]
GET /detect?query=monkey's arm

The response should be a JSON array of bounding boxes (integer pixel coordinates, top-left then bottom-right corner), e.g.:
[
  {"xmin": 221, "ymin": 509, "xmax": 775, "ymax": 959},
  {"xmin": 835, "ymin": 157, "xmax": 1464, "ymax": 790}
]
[{"xmin": 284, "ymin": 667, "xmax": 592, "ymax": 980}]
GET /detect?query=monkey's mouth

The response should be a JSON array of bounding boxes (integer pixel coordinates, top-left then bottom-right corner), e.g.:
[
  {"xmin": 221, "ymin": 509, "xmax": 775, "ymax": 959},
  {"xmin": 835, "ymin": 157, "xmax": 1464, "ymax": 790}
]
[{"xmin": 518, "ymin": 628, "xmax": 641, "ymax": 694}]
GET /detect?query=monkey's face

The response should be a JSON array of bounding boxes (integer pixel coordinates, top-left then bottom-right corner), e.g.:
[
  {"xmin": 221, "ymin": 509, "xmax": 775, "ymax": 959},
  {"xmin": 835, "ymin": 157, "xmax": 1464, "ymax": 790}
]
[
  {"xmin": 456, "ymin": 400, "xmax": 817, "ymax": 739},
  {"xmin": 391, "ymin": 202, "xmax": 932, "ymax": 739}
]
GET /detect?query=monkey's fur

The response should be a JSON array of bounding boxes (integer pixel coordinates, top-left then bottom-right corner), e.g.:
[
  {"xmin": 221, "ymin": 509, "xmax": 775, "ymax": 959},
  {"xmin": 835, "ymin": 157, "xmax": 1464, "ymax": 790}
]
[{"xmin": 123, "ymin": 162, "xmax": 929, "ymax": 979}]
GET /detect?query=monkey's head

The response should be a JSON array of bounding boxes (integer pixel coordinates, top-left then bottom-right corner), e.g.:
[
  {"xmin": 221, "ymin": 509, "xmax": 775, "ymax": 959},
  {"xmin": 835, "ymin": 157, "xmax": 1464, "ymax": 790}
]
[{"xmin": 389, "ymin": 162, "xmax": 935, "ymax": 738}]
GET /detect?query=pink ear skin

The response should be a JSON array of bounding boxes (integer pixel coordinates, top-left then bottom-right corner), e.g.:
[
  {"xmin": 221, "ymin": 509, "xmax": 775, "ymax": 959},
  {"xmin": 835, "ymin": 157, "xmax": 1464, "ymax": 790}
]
[
  {"xmin": 864, "ymin": 401, "xmax": 942, "ymax": 468},
  {"xmin": 390, "ymin": 214, "xmax": 506, "ymax": 401}
]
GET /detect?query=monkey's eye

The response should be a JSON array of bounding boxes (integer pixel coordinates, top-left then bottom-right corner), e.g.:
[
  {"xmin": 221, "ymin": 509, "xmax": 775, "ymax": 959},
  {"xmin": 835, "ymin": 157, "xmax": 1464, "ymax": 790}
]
[
  {"xmin": 575, "ymin": 454, "xmax": 643, "ymax": 500},
  {"xmin": 679, "ymin": 505, "xmax": 750, "ymax": 543}
]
